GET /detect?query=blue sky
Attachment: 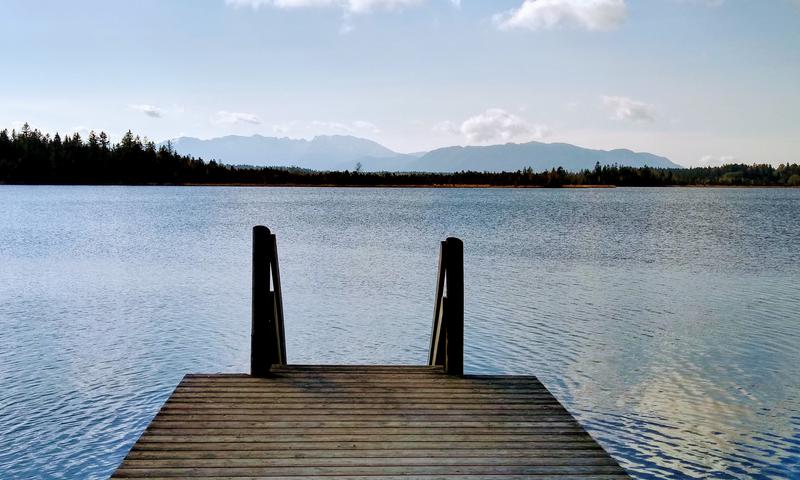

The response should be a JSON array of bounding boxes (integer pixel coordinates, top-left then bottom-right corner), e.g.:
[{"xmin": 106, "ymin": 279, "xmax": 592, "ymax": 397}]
[{"xmin": 1, "ymin": 0, "xmax": 798, "ymax": 166}]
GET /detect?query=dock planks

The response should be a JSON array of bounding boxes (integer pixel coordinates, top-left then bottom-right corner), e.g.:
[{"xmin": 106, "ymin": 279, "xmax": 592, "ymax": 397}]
[{"xmin": 113, "ymin": 365, "xmax": 628, "ymax": 479}]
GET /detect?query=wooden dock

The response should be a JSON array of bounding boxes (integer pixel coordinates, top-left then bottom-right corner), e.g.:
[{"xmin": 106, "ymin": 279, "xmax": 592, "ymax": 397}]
[{"xmin": 112, "ymin": 227, "xmax": 629, "ymax": 479}]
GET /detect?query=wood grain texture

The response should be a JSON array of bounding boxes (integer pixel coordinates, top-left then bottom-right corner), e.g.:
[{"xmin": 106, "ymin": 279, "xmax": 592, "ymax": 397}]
[{"xmin": 112, "ymin": 366, "xmax": 629, "ymax": 479}]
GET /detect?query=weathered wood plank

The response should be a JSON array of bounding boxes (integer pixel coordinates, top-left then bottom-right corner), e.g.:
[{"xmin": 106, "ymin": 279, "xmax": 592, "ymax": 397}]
[
  {"xmin": 148, "ymin": 420, "xmax": 581, "ymax": 428},
  {"xmin": 143, "ymin": 427, "xmax": 587, "ymax": 436},
  {"xmin": 114, "ymin": 464, "xmax": 627, "ymax": 476},
  {"xmin": 115, "ymin": 473, "xmax": 630, "ymax": 480},
  {"xmin": 156, "ymin": 412, "xmax": 573, "ymax": 422},
  {"xmin": 120, "ymin": 456, "xmax": 619, "ymax": 468},
  {"xmin": 162, "ymin": 402, "xmax": 564, "ymax": 410},
  {"xmin": 266, "ymin": 365, "xmax": 444, "ymax": 371},
  {"xmin": 113, "ymin": 367, "xmax": 627, "ymax": 478},
  {"xmin": 131, "ymin": 440, "xmax": 604, "ymax": 451},
  {"xmin": 183, "ymin": 374, "xmax": 542, "ymax": 382},
  {"xmin": 137, "ymin": 433, "xmax": 596, "ymax": 443},
  {"xmin": 125, "ymin": 448, "xmax": 609, "ymax": 460},
  {"xmin": 186, "ymin": 371, "xmax": 534, "ymax": 376},
  {"xmin": 154, "ymin": 413, "xmax": 577, "ymax": 421},
  {"xmin": 166, "ymin": 390, "xmax": 553, "ymax": 403},
  {"xmin": 177, "ymin": 383, "xmax": 548, "ymax": 392},
  {"xmin": 177, "ymin": 383, "xmax": 549, "ymax": 391}
]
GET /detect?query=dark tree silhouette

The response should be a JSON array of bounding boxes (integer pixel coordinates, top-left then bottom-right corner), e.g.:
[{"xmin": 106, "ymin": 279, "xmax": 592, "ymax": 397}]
[{"xmin": 1, "ymin": 124, "xmax": 798, "ymax": 187}]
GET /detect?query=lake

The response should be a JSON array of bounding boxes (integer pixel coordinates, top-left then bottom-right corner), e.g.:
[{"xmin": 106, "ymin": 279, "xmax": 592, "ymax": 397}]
[{"xmin": 0, "ymin": 185, "xmax": 798, "ymax": 479}]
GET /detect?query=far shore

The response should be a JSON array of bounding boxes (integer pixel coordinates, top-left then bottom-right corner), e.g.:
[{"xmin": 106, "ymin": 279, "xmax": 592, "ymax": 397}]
[
  {"xmin": 3, "ymin": 182, "xmax": 799, "ymax": 189},
  {"xmin": 180, "ymin": 183, "xmax": 619, "ymax": 188}
]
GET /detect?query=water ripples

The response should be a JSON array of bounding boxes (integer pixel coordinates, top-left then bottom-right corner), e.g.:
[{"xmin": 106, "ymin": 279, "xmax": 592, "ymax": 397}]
[{"xmin": 1, "ymin": 185, "xmax": 799, "ymax": 479}]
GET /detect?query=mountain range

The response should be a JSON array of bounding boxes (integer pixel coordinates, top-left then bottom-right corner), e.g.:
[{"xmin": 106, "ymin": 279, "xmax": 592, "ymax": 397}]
[{"xmin": 162, "ymin": 134, "xmax": 682, "ymax": 172}]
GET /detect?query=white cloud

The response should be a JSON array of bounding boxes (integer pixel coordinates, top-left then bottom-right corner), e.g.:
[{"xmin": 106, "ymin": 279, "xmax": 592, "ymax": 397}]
[
  {"xmin": 310, "ymin": 120, "xmax": 352, "ymax": 132},
  {"xmin": 495, "ymin": 0, "xmax": 626, "ymax": 32},
  {"xmin": 352, "ymin": 120, "xmax": 380, "ymax": 133},
  {"xmin": 226, "ymin": 0, "xmax": 456, "ymax": 32},
  {"xmin": 129, "ymin": 104, "xmax": 163, "ymax": 118},
  {"xmin": 214, "ymin": 110, "xmax": 262, "ymax": 125},
  {"xmin": 458, "ymin": 108, "xmax": 550, "ymax": 144},
  {"xmin": 602, "ymin": 95, "xmax": 656, "ymax": 122},
  {"xmin": 699, "ymin": 154, "xmax": 737, "ymax": 166},
  {"xmin": 309, "ymin": 119, "xmax": 380, "ymax": 134},
  {"xmin": 348, "ymin": 0, "xmax": 425, "ymax": 13},
  {"xmin": 225, "ymin": 0, "xmax": 436, "ymax": 13},
  {"xmin": 226, "ymin": 0, "xmax": 334, "ymax": 8}
]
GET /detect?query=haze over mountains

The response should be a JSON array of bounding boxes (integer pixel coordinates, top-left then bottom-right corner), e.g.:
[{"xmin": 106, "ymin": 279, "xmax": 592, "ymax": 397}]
[{"xmin": 164, "ymin": 134, "xmax": 682, "ymax": 172}]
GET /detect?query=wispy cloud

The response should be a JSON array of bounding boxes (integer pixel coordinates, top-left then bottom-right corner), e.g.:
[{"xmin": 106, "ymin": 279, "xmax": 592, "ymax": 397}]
[
  {"xmin": 351, "ymin": 120, "xmax": 380, "ymax": 133},
  {"xmin": 602, "ymin": 95, "xmax": 656, "ymax": 122},
  {"xmin": 309, "ymin": 119, "xmax": 380, "ymax": 134},
  {"xmin": 495, "ymin": 0, "xmax": 627, "ymax": 32},
  {"xmin": 439, "ymin": 108, "xmax": 550, "ymax": 144},
  {"xmin": 129, "ymin": 104, "xmax": 163, "ymax": 118},
  {"xmin": 226, "ymin": 0, "xmax": 445, "ymax": 32},
  {"xmin": 214, "ymin": 110, "xmax": 263, "ymax": 125},
  {"xmin": 226, "ymin": 0, "xmax": 335, "ymax": 9},
  {"xmin": 225, "ymin": 0, "xmax": 441, "ymax": 14},
  {"xmin": 673, "ymin": 0, "xmax": 724, "ymax": 6}
]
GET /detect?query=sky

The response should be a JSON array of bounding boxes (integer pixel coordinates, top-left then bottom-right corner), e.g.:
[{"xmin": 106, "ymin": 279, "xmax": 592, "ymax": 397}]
[{"xmin": 1, "ymin": 0, "xmax": 799, "ymax": 167}]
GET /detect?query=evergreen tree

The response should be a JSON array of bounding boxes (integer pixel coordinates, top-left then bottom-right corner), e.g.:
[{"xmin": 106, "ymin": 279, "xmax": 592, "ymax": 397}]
[{"xmin": 0, "ymin": 123, "xmax": 798, "ymax": 187}]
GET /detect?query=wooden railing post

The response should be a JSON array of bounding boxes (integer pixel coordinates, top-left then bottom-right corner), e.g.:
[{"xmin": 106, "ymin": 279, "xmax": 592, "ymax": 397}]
[
  {"xmin": 251, "ymin": 226, "xmax": 286, "ymax": 377},
  {"xmin": 269, "ymin": 234, "xmax": 287, "ymax": 366},
  {"xmin": 428, "ymin": 237, "xmax": 464, "ymax": 375},
  {"xmin": 444, "ymin": 237, "xmax": 463, "ymax": 375},
  {"xmin": 428, "ymin": 241, "xmax": 447, "ymax": 367}
]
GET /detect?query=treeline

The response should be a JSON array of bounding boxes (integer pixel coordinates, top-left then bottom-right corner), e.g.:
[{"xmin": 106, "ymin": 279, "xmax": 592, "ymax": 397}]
[
  {"xmin": 1, "ymin": 124, "xmax": 799, "ymax": 187},
  {"xmin": 0, "ymin": 124, "xmax": 226, "ymax": 184}
]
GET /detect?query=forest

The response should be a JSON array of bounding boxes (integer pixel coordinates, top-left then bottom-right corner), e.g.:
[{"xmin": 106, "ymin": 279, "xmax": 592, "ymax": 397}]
[{"xmin": 2, "ymin": 125, "xmax": 799, "ymax": 187}]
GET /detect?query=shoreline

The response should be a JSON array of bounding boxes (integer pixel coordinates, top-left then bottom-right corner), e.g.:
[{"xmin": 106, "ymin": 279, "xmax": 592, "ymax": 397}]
[{"xmin": 1, "ymin": 182, "xmax": 798, "ymax": 189}]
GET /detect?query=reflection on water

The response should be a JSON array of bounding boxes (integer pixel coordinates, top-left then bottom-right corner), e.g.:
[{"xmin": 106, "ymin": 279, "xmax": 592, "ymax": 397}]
[{"xmin": 0, "ymin": 185, "xmax": 798, "ymax": 479}]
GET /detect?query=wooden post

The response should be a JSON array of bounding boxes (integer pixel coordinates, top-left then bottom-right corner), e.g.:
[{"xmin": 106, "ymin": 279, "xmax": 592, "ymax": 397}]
[
  {"xmin": 252, "ymin": 226, "xmax": 287, "ymax": 376},
  {"xmin": 428, "ymin": 241, "xmax": 447, "ymax": 366},
  {"xmin": 428, "ymin": 237, "xmax": 464, "ymax": 376},
  {"xmin": 444, "ymin": 237, "xmax": 463, "ymax": 376},
  {"xmin": 269, "ymin": 234, "xmax": 287, "ymax": 365},
  {"xmin": 251, "ymin": 226, "xmax": 271, "ymax": 376}
]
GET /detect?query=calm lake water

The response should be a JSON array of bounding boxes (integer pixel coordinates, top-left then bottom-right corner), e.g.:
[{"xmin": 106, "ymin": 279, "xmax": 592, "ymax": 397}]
[{"xmin": 0, "ymin": 185, "xmax": 798, "ymax": 479}]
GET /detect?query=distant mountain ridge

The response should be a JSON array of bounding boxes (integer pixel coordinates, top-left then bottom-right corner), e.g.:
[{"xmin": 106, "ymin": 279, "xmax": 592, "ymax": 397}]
[
  {"xmin": 162, "ymin": 134, "xmax": 682, "ymax": 171},
  {"xmin": 164, "ymin": 134, "xmax": 397, "ymax": 171},
  {"xmin": 410, "ymin": 142, "xmax": 680, "ymax": 171}
]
